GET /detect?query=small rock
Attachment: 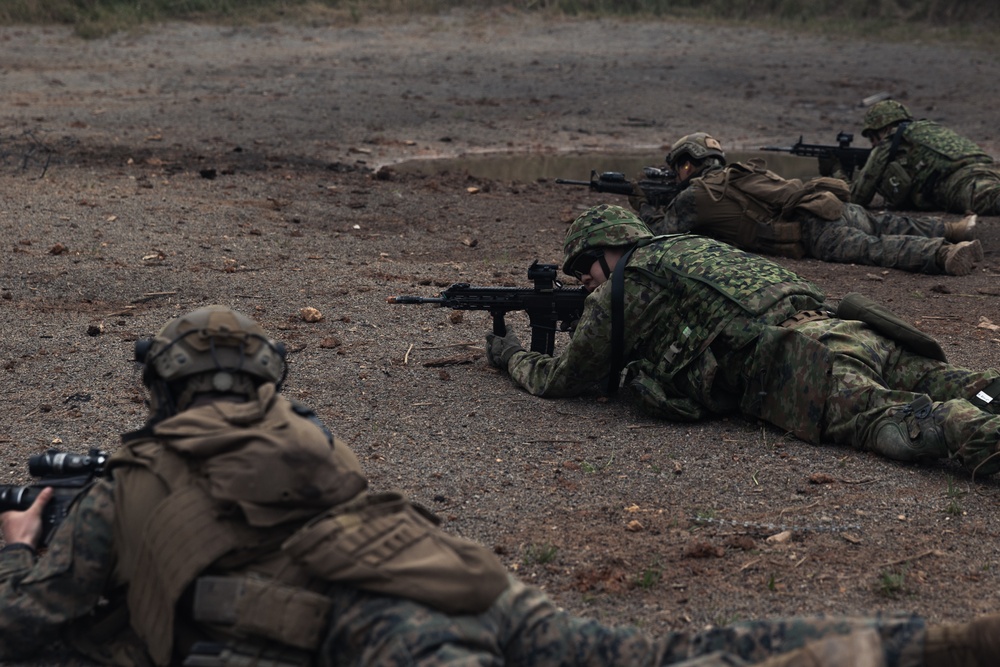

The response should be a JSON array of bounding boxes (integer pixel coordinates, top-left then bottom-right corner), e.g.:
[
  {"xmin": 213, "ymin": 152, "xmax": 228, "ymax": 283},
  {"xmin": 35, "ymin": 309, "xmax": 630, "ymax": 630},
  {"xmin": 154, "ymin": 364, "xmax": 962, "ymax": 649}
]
[{"xmin": 299, "ymin": 307, "xmax": 324, "ymax": 323}]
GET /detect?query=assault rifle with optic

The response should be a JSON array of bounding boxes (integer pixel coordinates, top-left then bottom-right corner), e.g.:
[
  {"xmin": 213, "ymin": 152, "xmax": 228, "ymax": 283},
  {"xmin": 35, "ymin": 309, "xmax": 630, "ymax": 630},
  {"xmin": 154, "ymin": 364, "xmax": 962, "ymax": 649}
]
[
  {"xmin": 760, "ymin": 131, "xmax": 871, "ymax": 179},
  {"xmin": 0, "ymin": 448, "xmax": 109, "ymax": 545},
  {"xmin": 555, "ymin": 167, "xmax": 683, "ymax": 208},
  {"xmin": 387, "ymin": 261, "xmax": 587, "ymax": 356}
]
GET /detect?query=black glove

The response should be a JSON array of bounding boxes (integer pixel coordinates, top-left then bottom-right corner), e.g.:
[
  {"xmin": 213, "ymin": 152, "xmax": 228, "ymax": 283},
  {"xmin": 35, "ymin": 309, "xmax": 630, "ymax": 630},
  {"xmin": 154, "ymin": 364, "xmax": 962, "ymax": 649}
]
[{"xmin": 485, "ymin": 327, "xmax": 525, "ymax": 369}]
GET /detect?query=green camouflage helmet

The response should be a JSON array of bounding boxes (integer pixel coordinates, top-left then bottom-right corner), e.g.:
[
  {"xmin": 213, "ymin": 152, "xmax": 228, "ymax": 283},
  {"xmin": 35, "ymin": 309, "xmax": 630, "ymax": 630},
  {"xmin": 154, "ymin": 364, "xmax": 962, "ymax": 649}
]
[
  {"xmin": 862, "ymin": 100, "xmax": 913, "ymax": 138},
  {"xmin": 562, "ymin": 204, "xmax": 653, "ymax": 274},
  {"xmin": 666, "ymin": 132, "xmax": 726, "ymax": 168}
]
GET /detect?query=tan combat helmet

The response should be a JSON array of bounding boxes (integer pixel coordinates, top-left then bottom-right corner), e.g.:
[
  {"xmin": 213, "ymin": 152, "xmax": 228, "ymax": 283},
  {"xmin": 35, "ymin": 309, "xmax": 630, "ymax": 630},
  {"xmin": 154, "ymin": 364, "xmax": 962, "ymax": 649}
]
[
  {"xmin": 861, "ymin": 100, "xmax": 913, "ymax": 139},
  {"xmin": 562, "ymin": 204, "xmax": 653, "ymax": 276},
  {"xmin": 666, "ymin": 132, "xmax": 726, "ymax": 169},
  {"xmin": 135, "ymin": 305, "xmax": 287, "ymax": 419}
]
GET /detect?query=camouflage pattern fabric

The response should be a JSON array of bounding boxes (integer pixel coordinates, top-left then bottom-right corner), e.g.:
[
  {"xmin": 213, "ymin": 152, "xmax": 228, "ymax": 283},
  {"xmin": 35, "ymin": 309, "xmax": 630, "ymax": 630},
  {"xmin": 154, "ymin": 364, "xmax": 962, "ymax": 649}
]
[
  {"xmin": 320, "ymin": 575, "xmax": 930, "ymax": 666},
  {"xmin": 799, "ymin": 203, "xmax": 946, "ymax": 274},
  {"xmin": 0, "ymin": 478, "xmax": 937, "ymax": 667},
  {"xmin": 504, "ymin": 235, "xmax": 1000, "ymax": 474},
  {"xmin": 789, "ymin": 318, "xmax": 1000, "ymax": 475},
  {"xmin": 851, "ymin": 120, "xmax": 1000, "ymax": 214},
  {"xmin": 637, "ymin": 176, "xmax": 949, "ymax": 274},
  {"xmin": 0, "ymin": 479, "xmax": 118, "ymax": 660}
]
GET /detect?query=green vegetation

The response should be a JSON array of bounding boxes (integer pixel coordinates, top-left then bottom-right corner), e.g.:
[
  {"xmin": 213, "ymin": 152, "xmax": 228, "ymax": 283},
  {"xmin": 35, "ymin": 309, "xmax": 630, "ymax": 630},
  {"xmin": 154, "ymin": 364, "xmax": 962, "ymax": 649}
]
[
  {"xmin": 1, "ymin": 0, "xmax": 997, "ymax": 40},
  {"xmin": 523, "ymin": 542, "xmax": 559, "ymax": 565},
  {"xmin": 636, "ymin": 561, "xmax": 662, "ymax": 589},
  {"xmin": 877, "ymin": 567, "xmax": 908, "ymax": 598},
  {"xmin": 944, "ymin": 476, "xmax": 968, "ymax": 516}
]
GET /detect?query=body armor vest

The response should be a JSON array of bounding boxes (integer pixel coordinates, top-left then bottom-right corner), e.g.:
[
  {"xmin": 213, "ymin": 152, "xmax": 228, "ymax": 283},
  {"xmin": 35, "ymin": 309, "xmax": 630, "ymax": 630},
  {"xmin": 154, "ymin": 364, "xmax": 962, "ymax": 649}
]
[
  {"xmin": 691, "ymin": 161, "xmax": 849, "ymax": 259},
  {"xmin": 109, "ymin": 385, "xmax": 507, "ymax": 666}
]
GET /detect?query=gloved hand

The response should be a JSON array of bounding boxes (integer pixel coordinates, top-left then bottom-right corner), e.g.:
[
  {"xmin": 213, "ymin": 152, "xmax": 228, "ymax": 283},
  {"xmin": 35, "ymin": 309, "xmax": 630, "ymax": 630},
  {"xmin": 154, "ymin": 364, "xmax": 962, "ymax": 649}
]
[{"xmin": 485, "ymin": 327, "xmax": 525, "ymax": 369}]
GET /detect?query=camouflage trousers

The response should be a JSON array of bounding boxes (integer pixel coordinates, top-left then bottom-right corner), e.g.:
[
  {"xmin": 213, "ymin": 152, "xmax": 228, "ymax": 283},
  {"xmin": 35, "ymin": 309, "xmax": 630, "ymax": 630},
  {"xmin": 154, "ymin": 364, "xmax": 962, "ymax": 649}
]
[
  {"xmin": 799, "ymin": 204, "xmax": 945, "ymax": 274},
  {"xmin": 940, "ymin": 163, "xmax": 1000, "ymax": 215},
  {"xmin": 783, "ymin": 319, "xmax": 1000, "ymax": 474},
  {"xmin": 319, "ymin": 575, "xmax": 929, "ymax": 666}
]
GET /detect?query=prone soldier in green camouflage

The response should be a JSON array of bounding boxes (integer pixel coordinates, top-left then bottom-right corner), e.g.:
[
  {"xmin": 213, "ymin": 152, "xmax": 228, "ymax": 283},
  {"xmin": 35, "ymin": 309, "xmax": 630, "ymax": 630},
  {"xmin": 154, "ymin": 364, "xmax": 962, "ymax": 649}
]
[
  {"xmin": 631, "ymin": 133, "xmax": 983, "ymax": 276},
  {"xmin": 4, "ymin": 307, "xmax": 1000, "ymax": 667},
  {"xmin": 852, "ymin": 99, "xmax": 1000, "ymax": 215},
  {"xmin": 487, "ymin": 205, "xmax": 1000, "ymax": 478}
]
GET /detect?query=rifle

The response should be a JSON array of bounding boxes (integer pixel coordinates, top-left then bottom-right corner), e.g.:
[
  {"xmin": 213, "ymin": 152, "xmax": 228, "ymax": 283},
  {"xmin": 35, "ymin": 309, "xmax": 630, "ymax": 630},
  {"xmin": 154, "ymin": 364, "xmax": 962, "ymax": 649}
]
[
  {"xmin": 760, "ymin": 131, "xmax": 871, "ymax": 179},
  {"xmin": 387, "ymin": 261, "xmax": 587, "ymax": 356},
  {"xmin": 0, "ymin": 448, "xmax": 108, "ymax": 545},
  {"xmin": 555, "ymin": 167, "xmax": 682, "ymax": 207}
]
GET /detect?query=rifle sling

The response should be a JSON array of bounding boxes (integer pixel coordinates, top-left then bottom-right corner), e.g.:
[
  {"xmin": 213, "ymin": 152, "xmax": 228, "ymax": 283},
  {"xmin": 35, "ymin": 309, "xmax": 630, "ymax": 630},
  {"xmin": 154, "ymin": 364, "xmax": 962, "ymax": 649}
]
[
  {"xmin": 886, "ymin": 121, "xmax": 909, "ymax": 162},
  {"xmin": 607, "ymin": 245, "xmax": 637, "ymax": 395}
]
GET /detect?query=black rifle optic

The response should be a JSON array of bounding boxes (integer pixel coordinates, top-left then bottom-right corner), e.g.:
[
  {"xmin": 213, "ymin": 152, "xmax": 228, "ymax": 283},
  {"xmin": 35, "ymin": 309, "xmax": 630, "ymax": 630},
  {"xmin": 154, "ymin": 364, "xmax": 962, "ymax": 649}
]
[
  {"xmin": 387, "ymin": 261, "xmax": 587, "ymax": 356},
  {"xmin": 760, "ymin": 131, "xmax": 872, "ymax": 179},
  {"xmin": 0, "ymin": 448, "xmax": 109, "ymax": 545},
  {"xmin": 555, "ymin": 167, "xmax": 682, "ymax": 208}
]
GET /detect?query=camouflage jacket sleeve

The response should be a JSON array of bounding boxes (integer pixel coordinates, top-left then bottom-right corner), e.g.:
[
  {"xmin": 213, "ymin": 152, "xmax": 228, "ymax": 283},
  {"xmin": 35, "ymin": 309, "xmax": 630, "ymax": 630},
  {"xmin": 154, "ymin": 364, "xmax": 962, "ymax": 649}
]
[
  {"xmin": 503, "ymin": 276, "xmax": 710, "ymax": 421},
  {"xmin": 506, "ymin": 283, "xmax": 615, "ymax": 396},
  {"xmin": 637, "ymin": 188, "xmax": 698, "ymax": 236},
  {"xmin": 850, "ymin": 143, "xmax": 890, "ymax": 207},
  {"xmin": 0, "ymin": 479, "xmax": 116, "ymax": 659}
]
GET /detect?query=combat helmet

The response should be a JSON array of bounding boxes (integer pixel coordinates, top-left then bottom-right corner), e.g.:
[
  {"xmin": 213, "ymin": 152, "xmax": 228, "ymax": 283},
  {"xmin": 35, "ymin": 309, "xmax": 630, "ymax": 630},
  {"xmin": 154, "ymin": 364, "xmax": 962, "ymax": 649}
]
[
  {"xmin": 135, "ymin": 305, "xmax": 288, "ymax": 419},
  {"xmin": 666, "ymin": 132, "xmax": 726, "ymax": 169},
  {"xmin": 862, "ymin": 100, "xmax": 913, "ymax": 139},
  {"xmin": 562, "ymin": 204, "xmax": 653, "ymax": 275}
]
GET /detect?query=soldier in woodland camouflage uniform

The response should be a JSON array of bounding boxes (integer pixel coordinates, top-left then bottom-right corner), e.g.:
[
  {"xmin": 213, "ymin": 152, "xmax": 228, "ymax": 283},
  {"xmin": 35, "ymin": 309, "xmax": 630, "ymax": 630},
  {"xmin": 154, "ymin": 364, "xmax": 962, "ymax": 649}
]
[
  {"xmin": 632, "ymin": 133, "xmax": 983, "ymax": 276},
  {"xmin": 852, "ymin": 99, "xmax": 1000, "ymax": 216},
  {"xmin": 3, "ymin": 307, "xmax": 999, "ymax": 667},
  {"xmin": 487, "ymin": 205, "xmax": 1000, "ymax": 478}
]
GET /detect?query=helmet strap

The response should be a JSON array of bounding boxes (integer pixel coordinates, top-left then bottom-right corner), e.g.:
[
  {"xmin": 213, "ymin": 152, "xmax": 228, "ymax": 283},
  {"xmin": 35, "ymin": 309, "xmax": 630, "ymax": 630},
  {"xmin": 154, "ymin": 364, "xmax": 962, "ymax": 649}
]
[{"xmin": 598, "ymin": 255, "xmax": 613, "ymax": 280}]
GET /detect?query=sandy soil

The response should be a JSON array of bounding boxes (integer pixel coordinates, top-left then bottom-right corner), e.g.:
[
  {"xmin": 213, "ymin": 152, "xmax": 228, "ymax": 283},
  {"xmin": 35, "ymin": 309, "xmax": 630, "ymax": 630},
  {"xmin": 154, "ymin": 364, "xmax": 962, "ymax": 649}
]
[{"xmin": 2, "ymin": 10, "xmax": 1000, "ymax": 665}]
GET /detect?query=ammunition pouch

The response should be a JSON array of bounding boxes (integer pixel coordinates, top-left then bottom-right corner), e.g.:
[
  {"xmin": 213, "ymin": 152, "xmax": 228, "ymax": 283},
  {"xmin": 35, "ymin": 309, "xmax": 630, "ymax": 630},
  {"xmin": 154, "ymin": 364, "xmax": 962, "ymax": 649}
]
[
  {"xmin": 626, "ymin": 362, "xmax": 711, "ymax": 421},
  {"xmin": 836, "ymin": 292, "xmax": 946, "ymax": 362},
  {"xmin": 192, "ymin": 576, "xmax": 331, "ymax": 651},
  {"xmin": 883, "ymin": 161, "xmax": 915, "ymax": 208}
]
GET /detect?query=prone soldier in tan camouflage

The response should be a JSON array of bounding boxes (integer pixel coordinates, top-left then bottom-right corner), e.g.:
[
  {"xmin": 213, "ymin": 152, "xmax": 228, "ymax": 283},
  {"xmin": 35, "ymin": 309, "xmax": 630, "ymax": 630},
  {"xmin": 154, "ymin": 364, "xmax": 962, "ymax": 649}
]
[
  {"xmin": 631, "ymin": 133, "xmax": 983, "ymax": 276},
  {"xmin": 2, "ymin": 305, "xmax": 1000, "ymax": 667},
  {"xmin": 852, "ymin": 99, "xmax": 1000, "ymax": 216},
  {"xmin": 0, "ymin": 306, "xmax": 1000, "ymax": 667}
]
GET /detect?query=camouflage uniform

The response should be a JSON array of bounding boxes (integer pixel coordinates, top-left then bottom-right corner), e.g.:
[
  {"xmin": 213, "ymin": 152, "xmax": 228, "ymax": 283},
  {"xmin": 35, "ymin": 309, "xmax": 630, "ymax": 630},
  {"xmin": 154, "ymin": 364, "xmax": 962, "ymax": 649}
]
[
  {"xmin": 0, "ymin": 488, "xmax": 936, "ymax": 667},
  {"xmin": 0, "ymin": 411, "xmax": 938, "ymax": 667},
  {"xmin": 0, "ymin": 304, "xmax": 980, "ymax": 667},
  {"xmin": 851, "ymin": 103, "xmax": 1000, "ymax": 215},
  {"xmin": 504, "ymin": 230, "xmax": 1000, "ymax": 475},
  {"xmin": 637, "ymin": 165, "xmax": 951, "ymax": 275}
]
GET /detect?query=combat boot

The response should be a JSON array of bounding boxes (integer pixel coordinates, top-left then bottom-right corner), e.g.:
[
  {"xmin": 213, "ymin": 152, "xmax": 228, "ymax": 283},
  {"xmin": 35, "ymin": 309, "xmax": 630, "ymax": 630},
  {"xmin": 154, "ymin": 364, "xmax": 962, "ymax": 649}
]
[
  {"xmin": 866, "ymin": 396, "xmax": 948, "ymax": 463},
  {"xmin": 936, "ymin": 240, "xmax": 983, "ymax": 276},
  {"xmin": 749, "ymin": 629, "xmax": 885, "ymax": 666},
  {"xmin": 923, "ymin": 614, "xmax": 1000, "ymax": 667},
  {"xmin": 943, "ymin": 214, "xmax": 977, "ymax": 243}
]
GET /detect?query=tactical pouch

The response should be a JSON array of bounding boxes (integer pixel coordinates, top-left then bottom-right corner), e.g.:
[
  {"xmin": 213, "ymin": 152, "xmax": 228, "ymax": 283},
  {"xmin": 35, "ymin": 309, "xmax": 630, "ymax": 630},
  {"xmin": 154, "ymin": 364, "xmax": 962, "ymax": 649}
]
[
  {"xmin": 282, "ymin": 492, "xmax": 509, "ymax": 615},
  {"xmin": 836, "ymin": 292, "xmax": 946, "ymax": 362},
  {"xmin": 882, "ymin": 161, "xmax": 915, "ymax": 208},
  {"xmin": 626, "ymin": 362, "xmax": 710, "ymax": 421},
  {"xmin": 192, "ymin": 576, "xmax": 331, "ymax": 651}
]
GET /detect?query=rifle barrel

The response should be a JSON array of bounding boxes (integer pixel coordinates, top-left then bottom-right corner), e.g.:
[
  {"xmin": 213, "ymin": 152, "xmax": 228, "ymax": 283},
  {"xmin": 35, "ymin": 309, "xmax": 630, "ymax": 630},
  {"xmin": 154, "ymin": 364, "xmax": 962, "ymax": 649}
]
[{"xmin": 387, "ymin": 295, "xmax": 446, "ymax": 305}]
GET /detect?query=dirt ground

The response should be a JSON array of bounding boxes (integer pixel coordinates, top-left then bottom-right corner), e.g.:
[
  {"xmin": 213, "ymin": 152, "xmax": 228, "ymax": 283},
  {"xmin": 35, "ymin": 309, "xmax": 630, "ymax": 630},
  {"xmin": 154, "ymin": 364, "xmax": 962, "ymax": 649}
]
[{"xmin": 2, "ymin": 9, "xmax": 1000, "ymax": 665}]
